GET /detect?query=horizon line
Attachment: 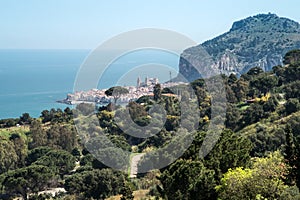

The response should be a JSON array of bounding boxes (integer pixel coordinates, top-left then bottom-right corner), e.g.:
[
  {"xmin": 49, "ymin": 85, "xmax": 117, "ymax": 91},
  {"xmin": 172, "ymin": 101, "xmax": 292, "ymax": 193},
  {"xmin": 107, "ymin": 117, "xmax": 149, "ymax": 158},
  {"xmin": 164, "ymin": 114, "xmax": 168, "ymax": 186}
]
[{"xmin": 0, "ymin": 48, "xmax": 92, "ymax": 51}]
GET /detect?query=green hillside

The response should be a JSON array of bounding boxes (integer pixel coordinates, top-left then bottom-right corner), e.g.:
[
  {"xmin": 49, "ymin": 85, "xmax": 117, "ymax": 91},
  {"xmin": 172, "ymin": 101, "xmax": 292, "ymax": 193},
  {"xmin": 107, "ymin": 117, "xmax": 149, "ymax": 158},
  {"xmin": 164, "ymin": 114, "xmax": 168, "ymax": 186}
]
[{"xmin": 1, "ymin": 49, "xmax": 300, "ymax": 199}]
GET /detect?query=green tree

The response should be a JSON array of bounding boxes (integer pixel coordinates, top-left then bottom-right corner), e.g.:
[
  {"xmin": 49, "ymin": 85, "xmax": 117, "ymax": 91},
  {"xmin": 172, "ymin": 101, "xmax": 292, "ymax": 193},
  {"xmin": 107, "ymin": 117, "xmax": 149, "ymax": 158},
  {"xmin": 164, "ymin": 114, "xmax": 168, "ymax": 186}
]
[
  {"xmin": 153, "ymin": 84, "xmax": 162, "ymax": 101},
  {"xmin": 9, "ymin": 134, "xmax": 27, "ymax": 167},
  {"xmin": 282, "ymin": 64, "xmax": 300, "ymax": 83},
  {"xmin": 263, "ymin": 95, "xmax": 279, "ymax": 113},
  {"xmin": 250, "ymin": 74, "xmax": 278, "ymax": 95},
  {"xmin": 29, "ymin": 120, "xmax": 46, "ymax": 149},
  {"xmin": 245, "ymin": 66, "xmax": 264, "ymax": 77},
  {"xmin": 285, "ymin": 125, "xmax": 298, "ymax": 186},
  {"xmin": 26, "ymin": 147, "xmax": 53, "ymax": 166},
  {"xmin": 65, "ymin": 168, "xmax": 132, "ymax": 200},
  {"xmin": 63, "ymin": 107, "xmax": 73, "ymax": 122},
  {"xmin": 228, "ymin": 73, "xmax": 238, "ymax": 85},
  {"xmin": 105, "ymin": 86, "xmax": 129, "ymax": 104},
  {"xmin": 0, "ymin": 138, "xmax": 18, "ymax": 174},
  {"xmin": 225, "ymin": 84, "xmax": 238, "ymax": 103},
  {"xmin": 216, "ymin": 151, "xmax": 299, "ymax": 200},
  {"xmin": 19, "ymin": 113, "xmax": 32, "ymax": 125},
  {"xmin": 285, "ymin": 98, "xmax": 300, "ymax": 115},
  {"xmin": 159, "ymin": 159, "xmax": 216, "ymax": 200},
  {"xmin": 127, "ymin": 101, "xmax": 148, "ymax": 122},
  {"xmin": 203, "ymin": 129, "xmax": 252, "ymax": 179},
  {"xmin": 284, "ymin": 81, "xmax": 300, "ymax": 99},
  {"xmin": 225, "ymin": 104, "xmax": 241, "ymax": 130},
  {"xmin": 33, "ymin": 149, "xmax": 76, "ymax": 177},
  {"xmin": 120, "ymin": 181, "xmax": 134, "ymax": 200},
  {"xmin": 232, "ymin": 78, "xmax": 249, "ymax": 102},
  {"xmin": 46, "ymin": 123, "xmax": 60, "ymax": 148},
  {"xmin": 241, "ymin": 103, "xmax": 266, "ymax": 127},
  {"xmin": 46, "ymin": 124, "xmax": 77, "ymax": 151},
  {"xmin": 285, "ymin": 117, "xmax": 300, "ymax": 189},
  {"xmin": 2, "ymin": 165, "xmax": 55, "ymax": 200},
  {"xmin": 283, "ymin": 49, "xmax": 300, "ymax": 65},
  {"xmin": 40, "ymin": 110, "xmax": 51, "ymax": 123}
]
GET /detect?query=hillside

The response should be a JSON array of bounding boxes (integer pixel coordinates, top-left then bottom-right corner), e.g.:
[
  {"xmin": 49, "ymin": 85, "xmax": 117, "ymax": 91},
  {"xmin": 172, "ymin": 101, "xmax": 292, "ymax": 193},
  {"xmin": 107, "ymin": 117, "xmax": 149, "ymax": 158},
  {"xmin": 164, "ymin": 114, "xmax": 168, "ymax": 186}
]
[
  {"xmin": 1, "ymin": 46, "xmax": 300, "ymax": 200},
  {"xmin": 179, "ymin": 13, "xmax": 300, "ymax": 81}
]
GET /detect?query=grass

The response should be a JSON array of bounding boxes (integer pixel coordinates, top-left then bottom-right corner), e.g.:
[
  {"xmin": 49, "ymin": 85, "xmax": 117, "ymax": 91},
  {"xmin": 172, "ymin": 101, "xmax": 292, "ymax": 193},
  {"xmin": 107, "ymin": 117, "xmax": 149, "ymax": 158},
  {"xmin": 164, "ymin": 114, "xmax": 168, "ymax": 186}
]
[
  {"xmin": 0, "ymin": 126, "xmax": 30, "ymax": 139},
  {"xmin": 236, "ymin": 102, "xmax": 250, "ymax": 111},
  {"xmin": 238, "ymin": 110, "xmax": 300, "ymax": 138},
  {"xmin": 239, "ymin": 105, "xmax": 250, "ymax": 111}
]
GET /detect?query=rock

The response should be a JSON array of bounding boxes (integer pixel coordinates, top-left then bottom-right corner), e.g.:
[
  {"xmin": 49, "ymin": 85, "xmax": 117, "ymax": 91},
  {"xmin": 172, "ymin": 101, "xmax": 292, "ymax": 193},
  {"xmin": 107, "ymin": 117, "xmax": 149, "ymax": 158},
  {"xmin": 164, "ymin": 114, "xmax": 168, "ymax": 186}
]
[{"xmin": 179, "ymin": 13, "xmax": 300, "ymax": 81}]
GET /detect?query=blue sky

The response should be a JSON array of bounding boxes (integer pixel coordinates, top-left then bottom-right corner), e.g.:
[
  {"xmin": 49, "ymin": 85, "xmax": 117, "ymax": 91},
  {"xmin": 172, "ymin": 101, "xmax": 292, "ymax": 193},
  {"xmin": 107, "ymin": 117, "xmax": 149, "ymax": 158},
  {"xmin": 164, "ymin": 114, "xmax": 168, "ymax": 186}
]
[{"xmin": 0, "ymin": 0, "xmax": 299, "ymax": 49}]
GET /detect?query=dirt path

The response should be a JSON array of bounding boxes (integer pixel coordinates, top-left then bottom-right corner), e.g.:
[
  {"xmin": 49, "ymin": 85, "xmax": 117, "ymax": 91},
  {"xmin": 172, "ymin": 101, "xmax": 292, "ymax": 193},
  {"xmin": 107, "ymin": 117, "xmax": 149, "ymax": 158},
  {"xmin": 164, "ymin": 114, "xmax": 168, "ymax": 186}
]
[
  {"xmin": 129, "ymin": 153, "xmax": 145, "ymax": 178},
  {"xmin": 38, "ymin": 187, "xmax": 66, "ymax": 196}
]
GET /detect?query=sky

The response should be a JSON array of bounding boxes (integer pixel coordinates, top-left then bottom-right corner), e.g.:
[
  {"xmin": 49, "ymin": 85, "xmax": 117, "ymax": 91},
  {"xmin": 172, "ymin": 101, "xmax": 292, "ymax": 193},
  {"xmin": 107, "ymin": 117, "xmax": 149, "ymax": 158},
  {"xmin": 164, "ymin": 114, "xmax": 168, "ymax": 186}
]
[{"xmin": 0, "ymin": 0, "xmax": 300, "ymax": 49}]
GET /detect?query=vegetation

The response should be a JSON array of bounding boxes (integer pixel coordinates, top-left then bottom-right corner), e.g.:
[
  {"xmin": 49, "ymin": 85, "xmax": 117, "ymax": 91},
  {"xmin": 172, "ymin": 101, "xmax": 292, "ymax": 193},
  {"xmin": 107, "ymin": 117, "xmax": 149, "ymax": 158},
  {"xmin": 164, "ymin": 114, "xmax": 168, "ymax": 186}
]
[
  {"xmin": 105, "ymin": 86, "xmax": 129, "ymax": 104},
  {"xmin": 0, "ymin": 49, "xmax": 300, "ymax": 199},
  {"xmin": 180, "ymin": 13, "xmax": 300, "ymax": 81}
]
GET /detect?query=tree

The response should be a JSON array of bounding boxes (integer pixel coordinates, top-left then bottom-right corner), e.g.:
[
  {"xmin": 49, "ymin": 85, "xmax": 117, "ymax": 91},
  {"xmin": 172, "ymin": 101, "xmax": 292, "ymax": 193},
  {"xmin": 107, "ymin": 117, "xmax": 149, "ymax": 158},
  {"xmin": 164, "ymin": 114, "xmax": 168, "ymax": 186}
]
[
  {"xmin": 2, "ymin": 165, "xmax": 55, "ymax": 200},
  {"xmin": 9, "ymin": 134, "xmax": 27, "ymax": 168},
  {"xmin": 283, "ymin": 49, "xmax": 300, "ymax": 65},
  {"xmin": 80, "ymin": 154, "xmax": 95, "ymax": 167},
  {"xmin": 127, "ymin": 101, "xmax": 148, "ymax": 122},
  {"xmin": 232, "ymin": 78, "xmax": 249, "ymax": 102},
  {"xmin": 216, "ymin": 167, "xmax": 253, "ymax": 200},
  {"xmin": 40, "ymin": 110, "xmax": 51, "ymax": 123},
  {"xmin": 250, "ymin": 74, "xmax": 278, "ymax": 95},
  {"xmin": 285, "ymin": 125, "xmax": 298, "ymax": 186},
  {"xmin": 159, "ymin": 159, "xmax": 216, "ymax": 200},
  {"xmin": 0, "ymin": 118, "xmax": 18, "ymax": 128},
  {"xmin": 65, "ymin": 168, "xmax": 132, "ymax": 199},
  {"xmin": 26, "ymin": 147, "xmax": 53, "ymax": 166},
  {"xmin": 263, "ymin": 95, "xmax": 279, "ymax": 113},
  {"xmin": 63, "ymin": 107, "xmax": 73, "ymax": 122},
  {"xmin": 46, "ymin": 123, "xmax": 60, "ymax": 148},
  {"xmin": 216, "ymin": 151, "xmax": 299, "ymax": 200},
  {"xmin": 285, "ymin": 117, "xmax": 300, "ymax": 188},
  {"xmin": 285, "ymin": 98, "xmax": 300, "ymax": 115},
  {"xmin": 153, "ymin": 84, "xmax": 162, "ymax": 101},
  {"xmin": 203, "ymin": 129, "xmax": 252, "ymax": 179},
  {"xmin": 228, "ymin": 73, "xmax": 238, "ymax": 85},
  {"xmin": 225, "ymin": 104, "xmax": 241, "ymax": 130},
  {"xmin": 225, "ymin": 85, "xmax": 237, "ymax": 103},
  {"xmin": 120, "ymin": 180, "xmax": 134, "ymax": 200},
  {"xmin": 105, "ymin": 86, "xmax": 129, "ymax": 104},
  {"xmin": 241, "ymin": 103, "xmax": 266, "ymax": 127},
  {"xmin": 29, "ymin": 120, "xmax": 46, "ymax": 149},
  {"xmin": 33, "ymin": 150, "xmax": 76, "ymax": 177},
  {"xmin": 50, "ymin": 108, "xmax": 64, "ymax": 123},
  {"xmin": 58, "ymin": 125, "xmax": 77, "ymax": 152},
  {"xmin": 0, "ymin": 138, "xmax": 18, "ymax": 174},
  {"xmin": 246, "ymin": 66, "xmax": 264, "ymax": 77},
  {"xmin": 19, "ymin": 113, "xmax": 32, "ymax": 125},
  {"xmin": 284, "ymin": 81, "xmax": 300, "ymax": 99},
  {"xmin": 47, "ymin": 124, "xmax": 77, "ymax": 152}
]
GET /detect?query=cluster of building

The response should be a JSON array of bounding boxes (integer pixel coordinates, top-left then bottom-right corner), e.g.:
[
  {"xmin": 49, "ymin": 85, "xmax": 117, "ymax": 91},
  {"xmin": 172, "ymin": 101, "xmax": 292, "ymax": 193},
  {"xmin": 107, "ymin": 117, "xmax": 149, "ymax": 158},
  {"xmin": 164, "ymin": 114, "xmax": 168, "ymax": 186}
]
[{"xmin": 58, "ymin": 77, "xmax": 186, "ymax": 105}]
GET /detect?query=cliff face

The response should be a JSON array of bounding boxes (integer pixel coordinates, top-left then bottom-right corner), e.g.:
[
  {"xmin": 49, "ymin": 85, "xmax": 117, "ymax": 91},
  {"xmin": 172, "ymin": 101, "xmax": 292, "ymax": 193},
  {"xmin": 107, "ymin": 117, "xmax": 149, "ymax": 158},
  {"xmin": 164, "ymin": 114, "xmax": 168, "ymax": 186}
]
[{"xmin": 179, "ymin": 13, "xmax": 300, "ymax": 81}]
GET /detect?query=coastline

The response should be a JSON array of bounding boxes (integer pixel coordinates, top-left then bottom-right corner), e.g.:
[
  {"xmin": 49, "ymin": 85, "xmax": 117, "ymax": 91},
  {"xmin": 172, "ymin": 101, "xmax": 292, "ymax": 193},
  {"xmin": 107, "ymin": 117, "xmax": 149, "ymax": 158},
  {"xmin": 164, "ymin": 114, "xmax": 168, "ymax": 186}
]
[{"xmin": 56, "ymin": 78, "xmax": 187, "ymax": 106}]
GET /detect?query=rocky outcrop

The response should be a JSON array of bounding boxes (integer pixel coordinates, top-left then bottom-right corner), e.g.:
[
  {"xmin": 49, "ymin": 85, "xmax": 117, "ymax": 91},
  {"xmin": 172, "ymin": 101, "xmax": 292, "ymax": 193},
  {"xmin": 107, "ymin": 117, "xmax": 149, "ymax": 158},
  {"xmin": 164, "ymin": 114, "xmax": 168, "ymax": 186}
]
[{"xmin": 179, "ymin": 13, "xmax": 300, "ymax": 81}]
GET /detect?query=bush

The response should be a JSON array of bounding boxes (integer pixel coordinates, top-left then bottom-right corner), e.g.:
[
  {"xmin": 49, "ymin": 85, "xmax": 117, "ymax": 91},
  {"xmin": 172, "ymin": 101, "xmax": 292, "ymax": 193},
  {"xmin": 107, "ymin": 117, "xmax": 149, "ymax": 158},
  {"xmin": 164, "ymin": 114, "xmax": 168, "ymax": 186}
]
[{"xmin": 285, "ymin": 98, "xmax": 300, "ymax": 115}]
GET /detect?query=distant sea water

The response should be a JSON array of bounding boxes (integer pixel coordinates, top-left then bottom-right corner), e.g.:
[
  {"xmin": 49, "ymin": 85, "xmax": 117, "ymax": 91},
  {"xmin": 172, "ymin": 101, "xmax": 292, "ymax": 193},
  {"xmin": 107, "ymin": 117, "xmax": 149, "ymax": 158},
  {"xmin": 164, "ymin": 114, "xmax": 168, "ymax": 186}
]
[{"xmin": 0, "ymin": 49, "xmax": 180, "ymax": 119}]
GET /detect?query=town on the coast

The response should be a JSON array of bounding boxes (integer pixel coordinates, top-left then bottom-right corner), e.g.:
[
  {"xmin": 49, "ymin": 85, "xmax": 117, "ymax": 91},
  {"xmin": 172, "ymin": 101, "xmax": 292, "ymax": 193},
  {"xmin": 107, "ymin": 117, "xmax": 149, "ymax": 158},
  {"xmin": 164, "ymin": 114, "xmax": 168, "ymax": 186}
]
[{"xmin": 58, "ymin": 77, "xmax": 187, "ymax": 105}]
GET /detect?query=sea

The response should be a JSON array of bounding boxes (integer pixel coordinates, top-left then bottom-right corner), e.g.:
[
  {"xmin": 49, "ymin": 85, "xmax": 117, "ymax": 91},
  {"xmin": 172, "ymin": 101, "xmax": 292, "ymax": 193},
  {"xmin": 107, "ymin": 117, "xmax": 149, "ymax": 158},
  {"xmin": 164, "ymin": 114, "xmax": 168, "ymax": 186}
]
[{"xmin": 0, "ymin": 49, "xmax": 180, "ymax": 119}]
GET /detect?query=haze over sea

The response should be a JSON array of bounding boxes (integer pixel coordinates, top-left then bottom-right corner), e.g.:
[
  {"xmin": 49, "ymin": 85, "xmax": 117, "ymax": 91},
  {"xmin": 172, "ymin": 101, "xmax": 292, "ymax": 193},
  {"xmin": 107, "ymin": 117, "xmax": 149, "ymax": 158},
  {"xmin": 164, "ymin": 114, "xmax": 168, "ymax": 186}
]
[{"xmin": 0, "ymin": 49, "xmax": 179, "ymax": 119}]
